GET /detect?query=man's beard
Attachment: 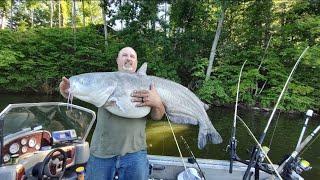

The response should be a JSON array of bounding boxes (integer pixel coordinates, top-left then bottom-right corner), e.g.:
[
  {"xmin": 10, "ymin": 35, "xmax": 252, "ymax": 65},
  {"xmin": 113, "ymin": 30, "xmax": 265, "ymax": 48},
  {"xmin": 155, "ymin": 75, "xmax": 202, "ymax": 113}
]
[{"xmin": 122, "ymin": 61, "xmax": 133, "ymax": 71}]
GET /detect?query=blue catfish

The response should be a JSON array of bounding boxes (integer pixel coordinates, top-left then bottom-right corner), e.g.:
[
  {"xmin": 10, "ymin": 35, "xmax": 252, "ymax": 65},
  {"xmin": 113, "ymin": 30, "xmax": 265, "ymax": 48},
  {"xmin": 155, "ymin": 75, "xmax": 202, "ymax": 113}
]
[{"xmin": 68, "ymin": 63, "xmax": 222, "ymax": 149}]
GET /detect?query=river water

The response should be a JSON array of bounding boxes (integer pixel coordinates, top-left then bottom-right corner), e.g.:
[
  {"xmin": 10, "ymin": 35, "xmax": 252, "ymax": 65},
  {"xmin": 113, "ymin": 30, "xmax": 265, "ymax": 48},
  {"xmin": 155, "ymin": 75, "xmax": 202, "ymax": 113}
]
[{"xmin": 0, "ymin": 93, "xmax": 319, "ymax": 179}]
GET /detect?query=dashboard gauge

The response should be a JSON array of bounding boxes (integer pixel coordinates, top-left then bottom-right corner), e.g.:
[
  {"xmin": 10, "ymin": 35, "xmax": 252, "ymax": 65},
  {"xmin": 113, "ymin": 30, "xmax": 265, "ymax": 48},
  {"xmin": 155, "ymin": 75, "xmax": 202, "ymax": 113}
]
[
  {"xmin": 35, "ymin": 144, "xmax": 40, "ymax": 150},
  {"xmin": 3, "ymin": 154, "xmax": 10, "ymax": 163},
  {"xmin": 21, "ymin": 146, "xmax": 28, "ymax": 153},
  {"xmin": 21, "ymin": 138, "xmax": 27, "ymax": 145},
  {"xmin": 9, "ymin": 143, "xmax": 20, "ymax": 154},
  {"xmin": 28, "ymin": 138, "xmax": 36, "ymax": 148}
]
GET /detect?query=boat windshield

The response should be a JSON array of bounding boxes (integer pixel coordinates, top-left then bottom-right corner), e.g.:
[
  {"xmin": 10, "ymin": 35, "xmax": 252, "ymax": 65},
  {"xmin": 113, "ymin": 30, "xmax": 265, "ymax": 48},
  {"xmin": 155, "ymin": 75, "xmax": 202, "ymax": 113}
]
[{"xmin": 0, "ymin": 102, "xmax": 96, "ymax": 141}]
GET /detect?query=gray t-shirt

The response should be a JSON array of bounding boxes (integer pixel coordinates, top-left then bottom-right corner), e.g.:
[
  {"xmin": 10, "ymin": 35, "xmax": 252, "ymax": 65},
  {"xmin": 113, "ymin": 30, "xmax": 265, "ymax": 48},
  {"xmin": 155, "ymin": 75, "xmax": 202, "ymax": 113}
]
[{"xmin": 90, "ymin": 107, "xmax": 147, "ymax": 158}]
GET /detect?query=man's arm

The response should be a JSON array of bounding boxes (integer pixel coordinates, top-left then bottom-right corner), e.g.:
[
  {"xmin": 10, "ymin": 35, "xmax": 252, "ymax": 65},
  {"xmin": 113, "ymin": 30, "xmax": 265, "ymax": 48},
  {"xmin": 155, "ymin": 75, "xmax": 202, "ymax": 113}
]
[
  {"xmin": 131, "ymin": 84, "xmax": 165, "ymax": 120},
  {"xmin": 150, "ymin": 100, "xmax": 165, "ymax": 120}
]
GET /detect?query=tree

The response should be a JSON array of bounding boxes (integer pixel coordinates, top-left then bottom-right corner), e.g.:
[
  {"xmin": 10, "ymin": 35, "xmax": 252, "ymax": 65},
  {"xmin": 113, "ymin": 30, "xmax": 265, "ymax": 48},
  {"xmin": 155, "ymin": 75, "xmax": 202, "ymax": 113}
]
[
  {"xmin": 72, "ymin": 0, "xmax": 76, "ymax": 29},
  {"xmin": 82, "ymin": 0, "xmax": 85, "ymax": 26},
  {"xmin": 58, "ymin": 0, "xmax": 61, "ymax": 27},
  {"xmin": 59, "ymin": 0, "xmax": 70, "ymax": 27},
  {"xmin": 205, "ymin": 7, "xmax": 225, "ymax": 81},
  {"xmin": 0, "ymin": 0, "xmax": 10, "ymax": 29},
  {"xmin": 101, "ymin": 0, "xmax": 108, "ymax": 47},
  {"xmin": 10, "ymin": 0, "xmax": 13, "ymax": 29},
  {"xmin": 26, "ymin": 0, "xmax": 39, "ymax": 28},
  {"xmin": 50, "ymin": 0, "xmax": 54, "ymax": 27}
]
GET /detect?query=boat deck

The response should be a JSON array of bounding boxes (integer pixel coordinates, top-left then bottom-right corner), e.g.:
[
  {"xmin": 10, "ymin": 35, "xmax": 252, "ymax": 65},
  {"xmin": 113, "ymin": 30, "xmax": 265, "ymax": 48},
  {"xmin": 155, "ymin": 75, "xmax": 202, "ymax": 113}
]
[{"xmin": 148, "ymin": 155, "xmax": 280, "ymax": 180}]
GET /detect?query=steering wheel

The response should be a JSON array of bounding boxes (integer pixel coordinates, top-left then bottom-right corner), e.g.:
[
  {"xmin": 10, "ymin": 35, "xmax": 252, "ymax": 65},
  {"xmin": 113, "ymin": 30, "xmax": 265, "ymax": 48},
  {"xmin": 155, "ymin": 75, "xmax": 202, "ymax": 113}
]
[{"xmin": 38, "ymin": 148, "xmax": 67, "ymax": 179}]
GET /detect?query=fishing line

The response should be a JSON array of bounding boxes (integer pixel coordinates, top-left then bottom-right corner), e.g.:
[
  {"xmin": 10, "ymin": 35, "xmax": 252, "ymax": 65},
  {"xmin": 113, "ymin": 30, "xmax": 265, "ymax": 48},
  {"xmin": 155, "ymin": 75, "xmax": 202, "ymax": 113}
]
[
  {"xmin": 180, "ymin": 136, "xmax": 206, "ymax": 180},
  {"xmin": 165, "ymin": 113, "xmax": 187, "ymax": 171},
  {"xmin": 162, "ymin": 120, "xmax": 165, "ymax": 155},
  {"xmin": 299, "ymin": 129, "xmax": 320, "ymax": 156},
  {"xmin": 268, "ymin": 111, "xmax": 281, "ymax": 149},
  {"xmin": 257, "ymin": 34, "xmax": 273, "ymax": 71},
  {"xmin": 236, "ymin": 115, "xmax": 283, "ymax": 180}
]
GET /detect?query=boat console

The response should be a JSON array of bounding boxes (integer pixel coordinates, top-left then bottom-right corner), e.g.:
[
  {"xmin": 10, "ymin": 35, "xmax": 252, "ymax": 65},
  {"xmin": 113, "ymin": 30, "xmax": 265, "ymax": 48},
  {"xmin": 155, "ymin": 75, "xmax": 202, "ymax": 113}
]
[{"xmin": 0, "ymin": 102, "xmax": 96, "ymax": 180}]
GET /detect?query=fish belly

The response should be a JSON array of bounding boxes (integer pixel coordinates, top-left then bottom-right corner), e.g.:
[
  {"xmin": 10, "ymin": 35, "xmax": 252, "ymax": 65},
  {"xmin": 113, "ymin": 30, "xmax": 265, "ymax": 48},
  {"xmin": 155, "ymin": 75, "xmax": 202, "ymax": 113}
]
[{"xmin": 105, "ymin": 96, "xmax": 151, "ymax": 118}]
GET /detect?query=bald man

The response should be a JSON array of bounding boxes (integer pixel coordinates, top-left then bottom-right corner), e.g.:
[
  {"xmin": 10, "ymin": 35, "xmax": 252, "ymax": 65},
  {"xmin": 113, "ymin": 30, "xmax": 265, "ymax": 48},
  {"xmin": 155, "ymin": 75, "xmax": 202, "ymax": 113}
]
[{"xmin": 59, "ymin": 47, "xmax": 165, "ymax": 180}]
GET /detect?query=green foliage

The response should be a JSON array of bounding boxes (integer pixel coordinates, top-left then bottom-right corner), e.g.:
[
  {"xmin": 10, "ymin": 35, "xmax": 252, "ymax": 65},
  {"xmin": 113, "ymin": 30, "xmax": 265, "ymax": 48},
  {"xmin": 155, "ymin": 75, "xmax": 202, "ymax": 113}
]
[
  {"xmin": 201, "ymin": 79, "xmax": 230, "ymax": 104},
  {"xmin": 191, "ymin": 58, "xmax": 208, "ymax": 79},
  {"xmin": 191, "ymin": 58, "xmax": 230, "ymax": 104},
  {"xmin": 0, "ymin": 49, "xmax": 22, "ymax": 67},
  {"xmin": 282, "ymin": 83, "xmax": 315, "ymax": 111},
  {"xmin": 196, "ymin": 79, "xmax": 215, "ymax": 104},
  {"xmin": 0, "ymin": 0, "xmax": 319, "ymax": 113},
  {"xmin": 0, "ymin": 26, "xmax": 114, "ymax": 92}
]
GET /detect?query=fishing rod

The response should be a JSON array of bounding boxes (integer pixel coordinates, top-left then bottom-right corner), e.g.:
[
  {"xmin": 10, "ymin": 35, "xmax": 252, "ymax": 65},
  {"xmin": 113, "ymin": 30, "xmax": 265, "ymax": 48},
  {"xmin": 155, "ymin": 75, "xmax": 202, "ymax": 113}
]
[
  {"xmin": 266, "ymin": 110, "xmax": 314, "ymax": 179},
  {"xmin": 180, "ymin": 136, "xmax": 206, "ymax": 180},
  {"xmin": 236, "ymin": 115, "xmax": 283, "ymax": 180},
  {"xmin": 229, "ymin": 60, "xmax": 247, "ymax": 173},
  {"xmin": 295, "ymin": 110, "xmax": 313, "ymax": 150},
  {"xmin": 277, "ymin": 118, "xmax": 320, "ymax": 177},
  {"xmin": 243, "ymin": 46, "xmax": 309, "ymax": 180}
]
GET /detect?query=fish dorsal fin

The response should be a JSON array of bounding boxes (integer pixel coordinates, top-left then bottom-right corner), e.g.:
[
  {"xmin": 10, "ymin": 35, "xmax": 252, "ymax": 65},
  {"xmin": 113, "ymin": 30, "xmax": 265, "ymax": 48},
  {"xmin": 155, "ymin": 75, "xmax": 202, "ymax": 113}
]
[{"xmin": 137, "ymin": 62, "xmax": 148, "ymax": 75}]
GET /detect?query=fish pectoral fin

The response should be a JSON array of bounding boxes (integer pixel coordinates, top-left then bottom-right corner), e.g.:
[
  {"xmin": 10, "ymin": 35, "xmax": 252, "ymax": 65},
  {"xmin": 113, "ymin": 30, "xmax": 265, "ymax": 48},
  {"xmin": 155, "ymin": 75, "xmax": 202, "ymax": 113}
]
[
  {"xmin": 106, "ymin": 97, "xmax": 126, "ymax": 112},
  {"xmin": 115, "ymin": 101, "xmax": 126, "ymax": 112},
  {"xmin": 88, "ymin": 84, "xmax": 117, "ymax": 107},
  {"xmin": 104, "ymin": 101, "xmax": 116, "ymax": 107},
  {"xmin": 166, "ymin": 113, "xmax": 198, "ymax": 125}
]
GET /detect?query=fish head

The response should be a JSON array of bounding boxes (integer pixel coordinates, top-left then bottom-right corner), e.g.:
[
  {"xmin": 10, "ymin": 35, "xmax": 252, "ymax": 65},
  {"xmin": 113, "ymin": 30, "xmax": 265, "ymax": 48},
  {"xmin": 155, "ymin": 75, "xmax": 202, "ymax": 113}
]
[
  {"xmin": 69, "ymin": 75, "xmax": 96, "ymax": 96},
  {"xmin": 68, "ymin": 74, "xmax": 117, "ymax": 107}
]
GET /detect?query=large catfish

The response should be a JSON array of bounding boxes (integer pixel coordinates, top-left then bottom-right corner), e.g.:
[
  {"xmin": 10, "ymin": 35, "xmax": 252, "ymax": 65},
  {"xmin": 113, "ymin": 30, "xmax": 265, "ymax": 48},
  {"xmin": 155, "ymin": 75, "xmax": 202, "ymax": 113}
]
[{"xmin": 68, "ymin": 63, "xmax": 222, "ymax": 149}]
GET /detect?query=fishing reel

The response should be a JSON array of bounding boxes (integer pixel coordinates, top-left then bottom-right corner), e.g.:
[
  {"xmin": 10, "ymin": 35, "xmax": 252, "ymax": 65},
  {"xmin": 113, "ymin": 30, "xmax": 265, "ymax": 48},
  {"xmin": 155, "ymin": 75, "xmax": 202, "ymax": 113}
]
[
  {"xmin": 291, "ymin": 158, "xmax": 312, "ymax": 175},
  {"xmin": 226, "ymin": 138, "xmax": 237, "ymax": 152},
  {"xmin": 281, "ymin": 157, "xmax": 312, "ymax": 179},
  {"xmin": 257, "ymin": 146, "xmax": 270, "ymax": 162}
]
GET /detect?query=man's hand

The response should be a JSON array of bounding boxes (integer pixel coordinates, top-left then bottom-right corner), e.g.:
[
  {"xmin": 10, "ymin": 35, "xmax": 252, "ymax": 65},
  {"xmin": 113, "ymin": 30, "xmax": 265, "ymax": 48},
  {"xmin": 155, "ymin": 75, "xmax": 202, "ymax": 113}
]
[
  {"xmin": 59, "ymin": 77, "xmax": 70, "ymax": 98},
  {"xmin": 131, "ymin": 84, "xmax": 162, "ymax": 108},
  {"xmin": 131, "ymin": 83, "xmax": 165, "ymax": 120}
]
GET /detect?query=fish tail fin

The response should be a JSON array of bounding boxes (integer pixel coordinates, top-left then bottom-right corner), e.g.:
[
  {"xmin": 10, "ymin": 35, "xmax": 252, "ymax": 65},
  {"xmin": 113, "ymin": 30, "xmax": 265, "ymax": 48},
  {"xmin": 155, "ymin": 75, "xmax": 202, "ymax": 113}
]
[{"xmin": 198, "ymin": 124, "xmax": 223, "ymax": 149}]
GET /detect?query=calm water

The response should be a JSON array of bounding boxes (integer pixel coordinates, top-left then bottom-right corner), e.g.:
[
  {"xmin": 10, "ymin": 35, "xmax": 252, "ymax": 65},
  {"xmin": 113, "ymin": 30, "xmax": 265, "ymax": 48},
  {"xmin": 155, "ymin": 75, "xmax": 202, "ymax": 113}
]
[{"xmin": 0, "ymin": 93, "xmax": 319, "ymax": 179}]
